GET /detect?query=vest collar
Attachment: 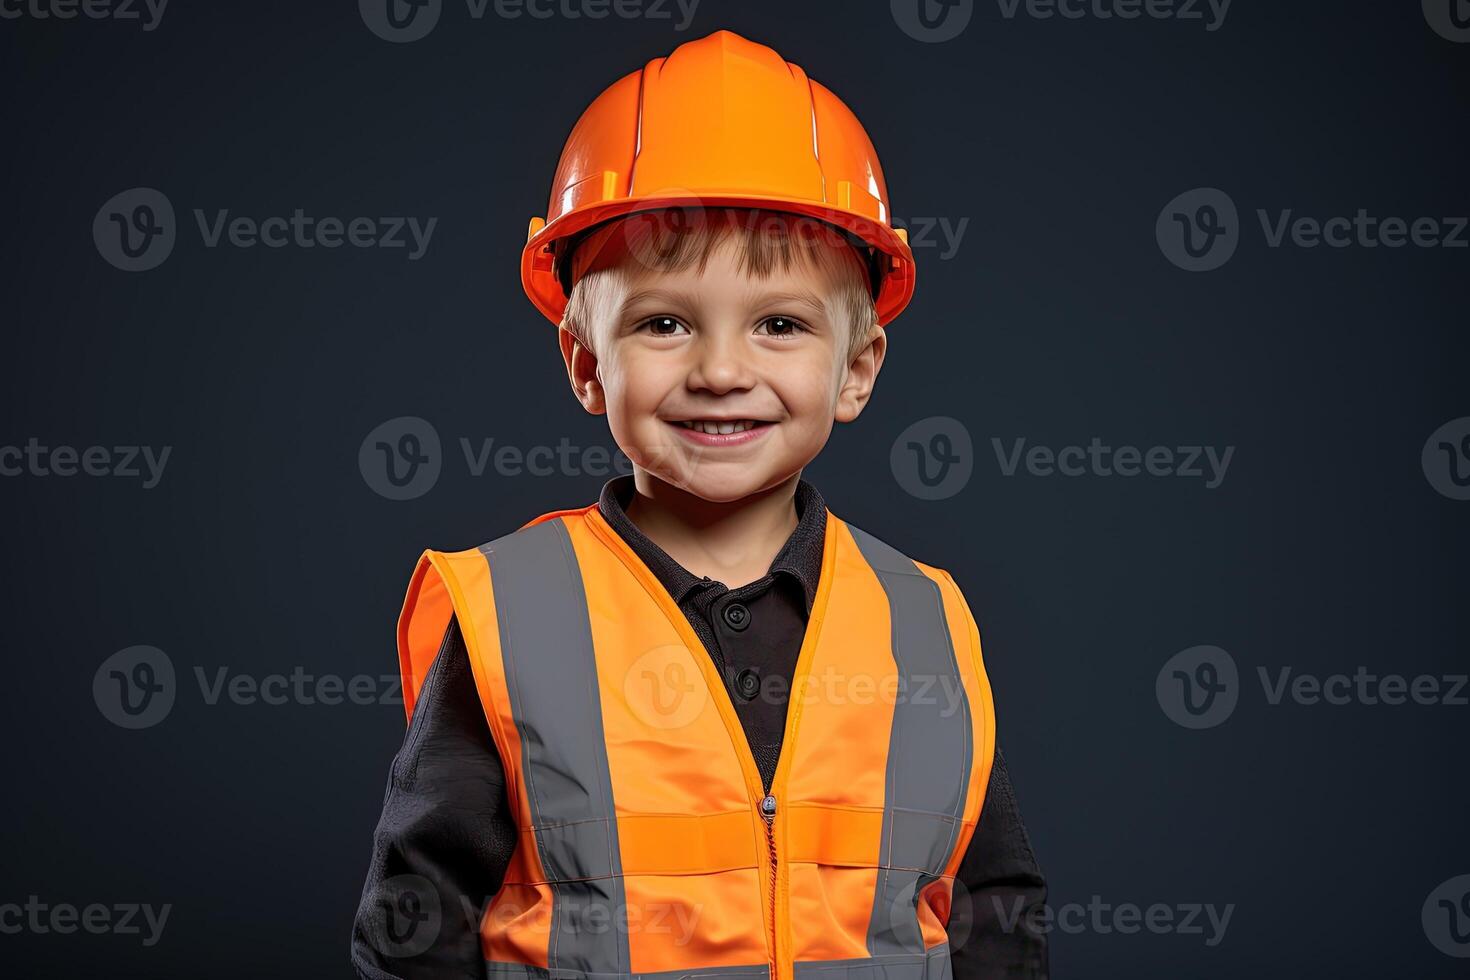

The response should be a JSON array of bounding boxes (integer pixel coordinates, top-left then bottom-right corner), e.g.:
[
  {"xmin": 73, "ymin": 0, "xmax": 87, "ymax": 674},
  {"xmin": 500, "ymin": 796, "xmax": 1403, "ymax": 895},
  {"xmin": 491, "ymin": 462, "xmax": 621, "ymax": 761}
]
[
  {"xmin": 582, "ymin": 501, "xmax": 841, "ymax": 802},
  {"xmin": 596, "ymin": 474, "xmax": 827, "ymax": 614}
]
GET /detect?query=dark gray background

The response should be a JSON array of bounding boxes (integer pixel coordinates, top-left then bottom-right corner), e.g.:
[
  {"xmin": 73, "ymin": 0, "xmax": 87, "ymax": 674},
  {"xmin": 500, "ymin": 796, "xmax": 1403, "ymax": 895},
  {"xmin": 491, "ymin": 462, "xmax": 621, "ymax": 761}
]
[{"xmin": 2, "ymin": 0, "xmax": 1466, "ymax": 976}]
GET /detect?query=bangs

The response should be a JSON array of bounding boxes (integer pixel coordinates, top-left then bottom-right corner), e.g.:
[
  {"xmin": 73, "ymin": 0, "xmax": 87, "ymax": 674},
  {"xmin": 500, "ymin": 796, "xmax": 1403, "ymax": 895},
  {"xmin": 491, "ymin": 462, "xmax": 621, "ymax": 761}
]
[{"xmin": 560, "ymin": 208, "xmax": 880, "ymax": 361}]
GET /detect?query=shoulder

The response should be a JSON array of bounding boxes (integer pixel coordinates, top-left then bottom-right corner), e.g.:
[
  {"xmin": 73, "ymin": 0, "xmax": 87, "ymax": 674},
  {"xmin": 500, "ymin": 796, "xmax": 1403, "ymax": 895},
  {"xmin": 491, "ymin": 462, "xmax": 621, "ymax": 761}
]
[
  {"xmin": 833, "ymin": 513, "xmax": 975, "ymax": 618},
  {"xmin": 423, "ymin": 501, "xmax": 599, "ymax": 563},
  {"xmin": 834, "ymin": 514, "xmax": 957, "ymax": 586},
  {"xmin": 833, "ymin": 517, "xmax": 989, "ymax": 678}
]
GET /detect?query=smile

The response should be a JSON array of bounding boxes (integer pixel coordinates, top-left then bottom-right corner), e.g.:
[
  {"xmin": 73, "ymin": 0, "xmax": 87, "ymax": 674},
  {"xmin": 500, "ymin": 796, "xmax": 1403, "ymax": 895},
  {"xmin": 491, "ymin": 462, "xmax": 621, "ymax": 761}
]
[
  {"xmin": 668, "ymin": 419, "xmax": 775, "ymax": 446},
  {"xmin": 674, "ymin": 419, "xmax": 767, "ymax": 434}
]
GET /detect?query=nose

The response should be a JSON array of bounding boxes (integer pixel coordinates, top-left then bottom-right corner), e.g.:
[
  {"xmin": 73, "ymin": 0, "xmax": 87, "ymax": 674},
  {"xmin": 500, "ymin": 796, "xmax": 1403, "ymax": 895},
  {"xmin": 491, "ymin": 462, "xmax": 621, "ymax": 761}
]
[{"xmin": 686, "ymin": 328, "xmax": 756, "ymax": 395}]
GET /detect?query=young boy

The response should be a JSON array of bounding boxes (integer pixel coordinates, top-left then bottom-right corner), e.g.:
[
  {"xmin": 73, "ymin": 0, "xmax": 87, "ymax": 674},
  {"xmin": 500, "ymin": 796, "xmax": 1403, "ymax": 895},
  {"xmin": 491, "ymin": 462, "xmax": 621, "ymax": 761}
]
[{"xmin": 353, "ymin": 29, "xmax": 1047, "ymax": 980}]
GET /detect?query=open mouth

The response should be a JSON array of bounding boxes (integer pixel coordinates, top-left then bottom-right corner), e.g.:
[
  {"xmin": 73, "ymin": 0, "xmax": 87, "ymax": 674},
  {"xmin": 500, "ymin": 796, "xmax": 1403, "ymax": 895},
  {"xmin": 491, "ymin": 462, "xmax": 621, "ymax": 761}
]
[{"xmin": 672, "ymin": 419, "xmax": 774, "ymax": 435}]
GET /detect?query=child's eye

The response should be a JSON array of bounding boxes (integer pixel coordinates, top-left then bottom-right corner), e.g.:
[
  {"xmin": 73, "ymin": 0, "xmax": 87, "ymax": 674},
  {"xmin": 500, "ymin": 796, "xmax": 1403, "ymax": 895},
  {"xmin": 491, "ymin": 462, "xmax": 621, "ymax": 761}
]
[
  {"xmin": 757, "ymin": 316, "xmax": 809, "ymax": 338},
  {"xmin": 636, "ymin": 316, "xmax": 689, "ymax": 336}
]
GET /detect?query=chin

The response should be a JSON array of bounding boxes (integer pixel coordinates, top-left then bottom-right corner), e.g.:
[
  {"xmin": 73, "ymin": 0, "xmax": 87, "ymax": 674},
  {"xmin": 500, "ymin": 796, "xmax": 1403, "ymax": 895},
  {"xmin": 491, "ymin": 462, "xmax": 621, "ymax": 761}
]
[{"xmin": 646, "ymin": 462, "xmax": 789, "ymax": 503}]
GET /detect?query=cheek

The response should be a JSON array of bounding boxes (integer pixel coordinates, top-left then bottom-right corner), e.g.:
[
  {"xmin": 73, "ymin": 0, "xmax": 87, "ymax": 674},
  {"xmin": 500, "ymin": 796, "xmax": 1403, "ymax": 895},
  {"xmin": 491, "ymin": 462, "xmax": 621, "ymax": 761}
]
[
  {"xmin": 600, "ymin": 354, "xmax": 670, "ymax": 428},
  {"xmin": 777, "ymin": 355, "xmax": 845, "ymax": 415}
]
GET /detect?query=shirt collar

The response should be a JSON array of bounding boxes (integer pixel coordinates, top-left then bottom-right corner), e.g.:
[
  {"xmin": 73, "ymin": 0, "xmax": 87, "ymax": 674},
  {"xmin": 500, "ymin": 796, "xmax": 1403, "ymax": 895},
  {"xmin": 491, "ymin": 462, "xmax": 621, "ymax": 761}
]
[{"xmin": 597, "ymin": 474, "xmax": 827, "ymax": 614}]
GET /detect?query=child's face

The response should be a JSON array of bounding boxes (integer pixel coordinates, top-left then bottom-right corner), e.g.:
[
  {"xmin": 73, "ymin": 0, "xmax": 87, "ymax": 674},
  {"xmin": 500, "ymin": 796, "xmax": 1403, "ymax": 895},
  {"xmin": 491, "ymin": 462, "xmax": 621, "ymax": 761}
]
[{"xmin": 564, "ymin": 234, "xmax": 885, "ymax": 503}]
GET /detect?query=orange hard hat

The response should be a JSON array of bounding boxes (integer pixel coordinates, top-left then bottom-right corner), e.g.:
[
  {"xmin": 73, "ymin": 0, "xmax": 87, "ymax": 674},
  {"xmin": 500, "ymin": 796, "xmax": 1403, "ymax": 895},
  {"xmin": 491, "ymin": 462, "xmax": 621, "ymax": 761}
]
[{"xmin": 520, "ymin": 29, "xmax": 916, "ymax": 328}]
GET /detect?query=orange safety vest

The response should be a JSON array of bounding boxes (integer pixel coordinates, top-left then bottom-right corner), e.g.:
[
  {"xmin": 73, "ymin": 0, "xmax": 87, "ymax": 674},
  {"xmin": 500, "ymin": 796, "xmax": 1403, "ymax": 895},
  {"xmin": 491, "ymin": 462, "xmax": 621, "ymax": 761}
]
[{"xmin": 396, "ymin": 500, "xmax": 995, "ymax": 980}]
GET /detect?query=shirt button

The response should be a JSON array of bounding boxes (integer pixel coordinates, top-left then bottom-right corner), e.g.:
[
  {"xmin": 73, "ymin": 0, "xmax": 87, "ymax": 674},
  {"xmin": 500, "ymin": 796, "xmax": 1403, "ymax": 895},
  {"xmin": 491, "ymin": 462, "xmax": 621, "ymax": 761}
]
[
  {"xmin": 734, "ymin": 666, "xmax": 761, "ymax": 702},
  {"xmin": 723, "ymin": 602, "xmax": 750, "ymax": 631}
]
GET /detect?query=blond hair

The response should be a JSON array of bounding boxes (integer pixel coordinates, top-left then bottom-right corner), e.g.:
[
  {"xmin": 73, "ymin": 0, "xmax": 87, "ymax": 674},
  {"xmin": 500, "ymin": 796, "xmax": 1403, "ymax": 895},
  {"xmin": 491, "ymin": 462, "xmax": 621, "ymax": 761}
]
[{"xmin": 559, "ymin": 208, "xmax": 880, "ymax": 364}]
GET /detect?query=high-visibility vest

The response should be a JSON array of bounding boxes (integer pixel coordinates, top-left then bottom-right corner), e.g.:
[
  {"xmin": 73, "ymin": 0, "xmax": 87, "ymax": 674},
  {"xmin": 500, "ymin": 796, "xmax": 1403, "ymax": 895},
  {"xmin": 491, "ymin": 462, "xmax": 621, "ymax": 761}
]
[{"xmin": 396, "ymin": 500, "xmax": 995, "ymax": 980}]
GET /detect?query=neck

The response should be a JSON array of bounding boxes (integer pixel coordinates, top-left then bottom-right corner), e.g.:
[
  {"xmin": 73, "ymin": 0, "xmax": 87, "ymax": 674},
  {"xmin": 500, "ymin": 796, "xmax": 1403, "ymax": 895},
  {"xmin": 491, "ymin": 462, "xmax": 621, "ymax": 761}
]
[{"xmin": 624, "ymin": 470, "xmax": 802, "ymax": 589}]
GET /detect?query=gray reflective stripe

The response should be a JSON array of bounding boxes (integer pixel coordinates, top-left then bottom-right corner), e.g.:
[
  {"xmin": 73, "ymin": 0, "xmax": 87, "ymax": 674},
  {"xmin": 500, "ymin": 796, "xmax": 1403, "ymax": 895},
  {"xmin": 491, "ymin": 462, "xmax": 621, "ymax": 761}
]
[
  {"xmin": 482, "ymin": 518, "xmax": 628, "ymax": 976},
  {"xmin": 792, "ymin": 943, "xmax": 952, "ymax": 980},
  {"xmin": 845, "ymin": 525, "xmax": 973, "ymax": 961},
  {"xmin": 484, "ymin": 963, "xmax": 771, "ymax": 980}
]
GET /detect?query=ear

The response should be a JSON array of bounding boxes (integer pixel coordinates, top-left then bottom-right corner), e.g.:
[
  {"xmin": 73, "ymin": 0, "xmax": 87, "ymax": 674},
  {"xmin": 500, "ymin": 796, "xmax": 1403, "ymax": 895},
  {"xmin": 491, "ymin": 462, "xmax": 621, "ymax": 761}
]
[
  {"xmin": 835, "ymin": 324, "xmax": 887, "ymax": 423},
  {"xmin": 560, "ymin": 325, "xmax": 606, "ymax": 415}
]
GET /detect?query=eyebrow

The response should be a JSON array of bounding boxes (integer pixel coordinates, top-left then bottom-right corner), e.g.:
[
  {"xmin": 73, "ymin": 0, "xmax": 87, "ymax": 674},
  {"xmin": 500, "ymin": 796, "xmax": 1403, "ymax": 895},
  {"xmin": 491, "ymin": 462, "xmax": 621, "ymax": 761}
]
[
  {"xmin": 618, "ymin": 287, "xmax": 704, "ymax": 312},
  {"xmin": 752, "ymin": 289, "xmax": 829, "ymax": 318},
  {"xmin": 617, "ymin": 286, "xmax": 829, "ymax": 318}
]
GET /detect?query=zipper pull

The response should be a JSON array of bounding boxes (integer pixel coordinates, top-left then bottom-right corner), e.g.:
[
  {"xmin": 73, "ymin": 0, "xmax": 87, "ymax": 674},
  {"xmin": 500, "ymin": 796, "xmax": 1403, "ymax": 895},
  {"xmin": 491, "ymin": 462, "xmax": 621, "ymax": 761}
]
[{"xmin": 761, "ymin": 794, "xmax": 777, "ymax": 824}]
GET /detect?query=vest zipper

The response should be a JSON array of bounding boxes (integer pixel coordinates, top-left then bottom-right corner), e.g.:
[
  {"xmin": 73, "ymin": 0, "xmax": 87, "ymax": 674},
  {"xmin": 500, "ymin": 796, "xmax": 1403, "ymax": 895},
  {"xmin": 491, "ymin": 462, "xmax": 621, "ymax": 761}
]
[
  {"xmin": 583, "ymin": 513, "xmax": 821, "ymax": 980},
  {"xmin": 760, "ymin": 793, "xmax": 779, "ymax": 980}
]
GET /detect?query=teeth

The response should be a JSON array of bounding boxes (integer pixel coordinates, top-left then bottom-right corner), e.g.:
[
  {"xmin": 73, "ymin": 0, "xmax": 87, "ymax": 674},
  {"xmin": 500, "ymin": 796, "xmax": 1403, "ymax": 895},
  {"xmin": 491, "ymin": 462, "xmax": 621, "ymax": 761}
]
[{"xmin": 678, "ymin": 420, "xmax": 760, "ymax": 435}]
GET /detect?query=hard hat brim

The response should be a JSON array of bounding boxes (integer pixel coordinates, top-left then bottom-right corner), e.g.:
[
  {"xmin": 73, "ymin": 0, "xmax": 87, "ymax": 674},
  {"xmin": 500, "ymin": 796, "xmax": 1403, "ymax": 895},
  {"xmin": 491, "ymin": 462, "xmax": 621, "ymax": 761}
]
[{"xmin": 522, "ymin": 194, "xmax": 916, "ymax": 329}]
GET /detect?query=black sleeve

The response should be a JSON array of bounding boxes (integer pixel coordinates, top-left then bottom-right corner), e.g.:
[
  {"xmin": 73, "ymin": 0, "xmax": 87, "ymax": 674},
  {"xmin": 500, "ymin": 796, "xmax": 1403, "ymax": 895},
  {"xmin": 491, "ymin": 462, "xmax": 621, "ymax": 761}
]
[
  {"xmin": 948, "ymin": 746, "xmax": 1049, "ymax": 979},
  {"xmin": 351, "ymin": 615, "xmax": 518, "ymax": 980}
]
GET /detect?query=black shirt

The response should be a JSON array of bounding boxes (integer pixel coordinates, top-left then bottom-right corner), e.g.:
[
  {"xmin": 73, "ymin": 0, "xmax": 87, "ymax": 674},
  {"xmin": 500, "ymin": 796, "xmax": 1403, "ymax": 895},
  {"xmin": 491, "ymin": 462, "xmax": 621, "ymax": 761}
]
[
  {"xmin": 352, "ymin": 475, "xmax": 1048, "ymax": 979},
  {"xmin": 597, "ymin": 475, "xmax": 826, "ymax": 793}
]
